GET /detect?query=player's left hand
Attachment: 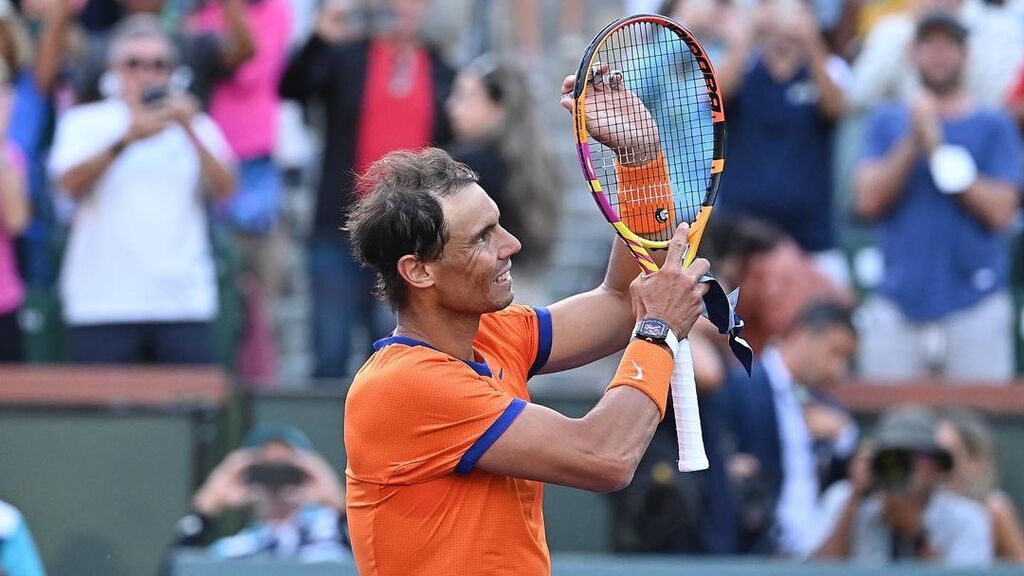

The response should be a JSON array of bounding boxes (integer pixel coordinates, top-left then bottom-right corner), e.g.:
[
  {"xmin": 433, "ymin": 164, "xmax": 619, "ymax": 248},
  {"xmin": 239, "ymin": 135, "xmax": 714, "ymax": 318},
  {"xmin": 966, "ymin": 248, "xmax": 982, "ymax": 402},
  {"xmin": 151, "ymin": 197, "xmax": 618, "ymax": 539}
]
[{"xmin": 560, "ymin": 68, "xmax": 661, "ymax": 166}]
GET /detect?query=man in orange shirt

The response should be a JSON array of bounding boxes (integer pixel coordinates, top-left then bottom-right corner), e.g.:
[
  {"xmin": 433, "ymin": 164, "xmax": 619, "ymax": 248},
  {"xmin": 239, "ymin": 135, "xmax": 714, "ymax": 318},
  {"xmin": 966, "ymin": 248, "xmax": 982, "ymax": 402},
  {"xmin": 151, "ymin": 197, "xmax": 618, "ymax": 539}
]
[{"xmin": 344, "ymin": 74, "xmax": 710, "ymax": 575}]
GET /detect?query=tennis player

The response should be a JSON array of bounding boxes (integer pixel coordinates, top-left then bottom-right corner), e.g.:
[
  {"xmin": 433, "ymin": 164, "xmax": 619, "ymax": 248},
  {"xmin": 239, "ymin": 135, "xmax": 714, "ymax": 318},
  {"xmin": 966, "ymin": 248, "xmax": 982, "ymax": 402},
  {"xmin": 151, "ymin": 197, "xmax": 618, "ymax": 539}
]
[{"xmin": 343, "ymin": 74, "xmax": 709, "ymax": 575}]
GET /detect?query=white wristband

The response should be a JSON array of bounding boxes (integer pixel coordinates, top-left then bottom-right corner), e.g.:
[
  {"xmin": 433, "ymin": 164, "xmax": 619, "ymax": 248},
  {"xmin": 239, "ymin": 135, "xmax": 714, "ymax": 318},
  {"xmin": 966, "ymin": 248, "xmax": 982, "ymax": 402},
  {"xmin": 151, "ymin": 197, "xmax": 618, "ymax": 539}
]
[{"xmin": 930, "ymin": 144, "xmax": 977, "ymax": 195}]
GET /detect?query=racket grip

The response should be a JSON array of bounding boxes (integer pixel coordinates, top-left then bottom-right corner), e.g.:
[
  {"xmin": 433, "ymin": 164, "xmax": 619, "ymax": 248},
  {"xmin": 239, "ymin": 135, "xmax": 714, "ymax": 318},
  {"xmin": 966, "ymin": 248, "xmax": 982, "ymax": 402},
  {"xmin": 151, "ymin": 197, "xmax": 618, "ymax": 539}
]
[{"xmin": 671, "ymin": 338, "xmax": 709, "ymax": 472}]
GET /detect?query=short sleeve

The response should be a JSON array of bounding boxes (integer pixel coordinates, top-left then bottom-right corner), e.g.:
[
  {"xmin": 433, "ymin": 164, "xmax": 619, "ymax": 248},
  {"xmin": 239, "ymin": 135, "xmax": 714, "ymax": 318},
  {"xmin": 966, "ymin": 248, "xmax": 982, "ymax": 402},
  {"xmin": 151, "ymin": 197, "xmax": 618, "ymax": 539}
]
[
  {"xmin": 978, "ymin": 113, "xmax": 1023, "ymax": 186},
  {"xmin": 859, "ymin": 106, "xmax": 904, "ymax": 164},
  {"xmin": 48, "ymin": 105, "xmax": 128, "ymax": 178},
  {"xmin": 478, "ymin": 304, "xmax": 552, "ymax": 382},
  {"xmin": 345, "ymin": 353, "xmax": 526, "ymax": 484},
  {"xmin": 190, "ymin": 114, "xmax": 236, "ymax": 165}
]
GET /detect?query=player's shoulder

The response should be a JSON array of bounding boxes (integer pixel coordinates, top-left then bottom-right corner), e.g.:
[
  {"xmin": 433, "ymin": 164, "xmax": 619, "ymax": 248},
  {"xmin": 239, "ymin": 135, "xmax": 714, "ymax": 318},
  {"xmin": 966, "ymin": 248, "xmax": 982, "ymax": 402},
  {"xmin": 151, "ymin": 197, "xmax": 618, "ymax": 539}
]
[
  {"xmin": 478, "ymin": 304, "xmax": 545, "ymax": 344},
  {"xmin": 349, "ymin": 339, "xmax": 487, "ymax": 395}
]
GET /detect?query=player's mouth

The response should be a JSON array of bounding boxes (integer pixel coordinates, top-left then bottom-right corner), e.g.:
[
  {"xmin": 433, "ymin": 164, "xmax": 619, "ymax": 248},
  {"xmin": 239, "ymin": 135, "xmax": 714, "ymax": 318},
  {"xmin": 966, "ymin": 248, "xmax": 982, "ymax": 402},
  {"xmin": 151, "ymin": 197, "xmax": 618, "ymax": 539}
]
[{"xmin": 494, "ymin": 266, "xmax": 512, "ymax": 286}]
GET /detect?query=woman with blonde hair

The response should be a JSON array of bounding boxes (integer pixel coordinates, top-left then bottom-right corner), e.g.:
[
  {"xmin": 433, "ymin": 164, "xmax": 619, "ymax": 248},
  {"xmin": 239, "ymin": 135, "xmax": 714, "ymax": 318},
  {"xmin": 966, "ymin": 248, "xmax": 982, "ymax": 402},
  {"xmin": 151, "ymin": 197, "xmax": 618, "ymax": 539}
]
[{"xmin": 937, "ymin": 409, "xmax": 1024, "ymax": 562}]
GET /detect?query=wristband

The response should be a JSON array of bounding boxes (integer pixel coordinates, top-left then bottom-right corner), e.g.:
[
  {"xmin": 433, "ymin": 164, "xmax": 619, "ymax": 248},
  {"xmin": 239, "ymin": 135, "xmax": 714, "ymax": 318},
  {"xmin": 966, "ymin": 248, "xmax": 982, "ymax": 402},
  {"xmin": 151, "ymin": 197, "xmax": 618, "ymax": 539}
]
[
  {"xmin": 110, "ymin": 138, "xmax": 127, "ymax": 157},
  {"xmin": 929, "ymin": 144, "xmax": 977, "ymax": 195},
  {"xmin": 606, "ymin": 339, "xmax": 674, "ymax": 419}
]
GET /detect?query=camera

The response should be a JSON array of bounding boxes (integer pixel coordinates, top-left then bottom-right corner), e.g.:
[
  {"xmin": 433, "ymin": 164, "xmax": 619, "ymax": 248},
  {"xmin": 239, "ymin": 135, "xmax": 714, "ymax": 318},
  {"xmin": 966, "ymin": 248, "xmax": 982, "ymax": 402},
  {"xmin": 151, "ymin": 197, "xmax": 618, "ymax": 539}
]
[{"xmin": 871, "ymin": 448, "xmax": 914, "ymax": 492}]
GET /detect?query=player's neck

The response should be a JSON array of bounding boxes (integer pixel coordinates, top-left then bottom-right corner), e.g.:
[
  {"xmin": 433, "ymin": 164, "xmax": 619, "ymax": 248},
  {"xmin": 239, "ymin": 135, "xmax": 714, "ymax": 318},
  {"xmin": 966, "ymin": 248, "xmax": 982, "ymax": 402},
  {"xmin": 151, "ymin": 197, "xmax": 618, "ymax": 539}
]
[{"xmin": 393, "ymin": 306, "xmax": 481, "ymax": 363}]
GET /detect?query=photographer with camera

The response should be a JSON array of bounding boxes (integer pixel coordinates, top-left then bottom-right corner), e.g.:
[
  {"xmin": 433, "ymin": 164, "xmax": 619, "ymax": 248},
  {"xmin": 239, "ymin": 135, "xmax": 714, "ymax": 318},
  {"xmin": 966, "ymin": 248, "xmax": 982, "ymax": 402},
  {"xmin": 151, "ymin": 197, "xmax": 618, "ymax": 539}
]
[
  {"xmin": 176, "ymin": 424, "xmax": 349, "ymax": 561},
  {"xmin": 48, "ymin": 15, "xmax": 235, "ymax": 364},
  {"xmin": 811, "ymin": 405, "xmax": 992, "ymax": 566}
]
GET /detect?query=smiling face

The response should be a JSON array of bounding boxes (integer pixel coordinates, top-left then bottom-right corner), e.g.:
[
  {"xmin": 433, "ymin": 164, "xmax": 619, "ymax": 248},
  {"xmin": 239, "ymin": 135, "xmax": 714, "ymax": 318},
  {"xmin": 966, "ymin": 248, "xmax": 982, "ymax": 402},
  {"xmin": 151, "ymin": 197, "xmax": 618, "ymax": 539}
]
[{"xmin": 424, "ymin": 183, "xmax": 521, "ymax": 314}]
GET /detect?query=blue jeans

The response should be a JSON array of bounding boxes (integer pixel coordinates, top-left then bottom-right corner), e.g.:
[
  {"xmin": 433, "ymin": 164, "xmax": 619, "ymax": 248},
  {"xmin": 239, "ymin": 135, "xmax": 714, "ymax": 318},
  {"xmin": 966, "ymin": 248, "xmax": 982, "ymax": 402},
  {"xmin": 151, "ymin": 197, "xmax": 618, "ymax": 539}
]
[
  {"xmin": 309, "ymin": 237, "xmax": 394, "ymax": 379},
  {"xmin": 69, "ymin": 321, "xmax": 215, "ymax": 364}
]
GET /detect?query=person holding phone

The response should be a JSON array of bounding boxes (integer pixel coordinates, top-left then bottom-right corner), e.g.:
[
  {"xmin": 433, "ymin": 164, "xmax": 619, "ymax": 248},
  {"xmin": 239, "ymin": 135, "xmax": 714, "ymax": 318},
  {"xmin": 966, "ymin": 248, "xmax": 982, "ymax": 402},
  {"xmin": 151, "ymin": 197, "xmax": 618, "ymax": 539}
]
[
  {"xmin": 176, "ymin": 424, "xmax": 349, "ymax": 561},
  {"xmin": 48, "ymin": 15, "xmax": 235, "ymax": 364}
]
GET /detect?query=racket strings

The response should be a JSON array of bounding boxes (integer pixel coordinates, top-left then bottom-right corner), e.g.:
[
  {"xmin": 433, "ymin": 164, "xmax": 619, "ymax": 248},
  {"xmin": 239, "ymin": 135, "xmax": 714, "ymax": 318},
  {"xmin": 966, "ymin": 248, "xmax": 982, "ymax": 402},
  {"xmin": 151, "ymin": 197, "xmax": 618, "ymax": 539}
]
[{"xmin": 584, "ymin": 20, "xmax": 715, "ymax": 242}]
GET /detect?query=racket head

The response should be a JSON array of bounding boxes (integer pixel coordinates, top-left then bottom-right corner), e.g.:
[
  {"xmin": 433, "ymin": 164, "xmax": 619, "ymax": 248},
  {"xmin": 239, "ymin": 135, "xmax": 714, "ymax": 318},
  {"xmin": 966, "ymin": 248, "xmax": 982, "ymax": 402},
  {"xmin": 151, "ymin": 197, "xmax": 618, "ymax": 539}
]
[{"xmin": 572, "ymin": 14, "xmax": 726, "ymax": 266}]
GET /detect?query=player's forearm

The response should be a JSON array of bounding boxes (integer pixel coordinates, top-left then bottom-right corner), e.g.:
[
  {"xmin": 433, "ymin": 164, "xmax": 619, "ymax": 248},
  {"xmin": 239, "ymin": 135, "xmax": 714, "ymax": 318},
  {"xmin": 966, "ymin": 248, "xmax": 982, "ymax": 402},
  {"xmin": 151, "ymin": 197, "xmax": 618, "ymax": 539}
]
[
  {"xmin": 958, "ymin": 178, "xmax": 1019, "ymax": 231},
  {"xmin": 854, "ymin": 135, "xmax": 916, "ymax": 220}
]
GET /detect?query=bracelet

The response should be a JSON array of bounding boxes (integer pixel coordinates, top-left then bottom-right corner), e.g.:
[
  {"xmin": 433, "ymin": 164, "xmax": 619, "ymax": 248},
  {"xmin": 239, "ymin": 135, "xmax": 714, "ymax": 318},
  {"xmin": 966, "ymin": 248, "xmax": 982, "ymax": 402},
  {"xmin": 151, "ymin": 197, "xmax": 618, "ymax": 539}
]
[{"xmin": 110, "ymin": 138, "xmax": 127, "ymax": 157}]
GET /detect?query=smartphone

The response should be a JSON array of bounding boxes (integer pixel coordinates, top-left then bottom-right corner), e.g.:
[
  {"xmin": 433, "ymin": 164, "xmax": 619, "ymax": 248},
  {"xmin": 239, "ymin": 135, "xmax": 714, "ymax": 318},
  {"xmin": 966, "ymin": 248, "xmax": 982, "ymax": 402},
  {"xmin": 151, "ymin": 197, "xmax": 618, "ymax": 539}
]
[
  {"xmin": 142, "ymin": 86, "xmax": 169, "ymax": 107},
  {"xmin": 245, "ymin": 463, "xmax": 308, "ymax": 489}
]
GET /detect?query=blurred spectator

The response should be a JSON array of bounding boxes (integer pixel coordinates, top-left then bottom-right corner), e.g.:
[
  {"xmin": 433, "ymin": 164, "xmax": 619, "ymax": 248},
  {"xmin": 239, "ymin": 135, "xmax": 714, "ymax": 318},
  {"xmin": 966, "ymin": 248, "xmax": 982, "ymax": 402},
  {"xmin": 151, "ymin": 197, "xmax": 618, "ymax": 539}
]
[
  {"xmin": 812, "ymin": 405, "xmax": 992, "ymax": 566},
  {"xmin": 854, "ymin": 13, "xmax": 1021, "ymax": 381},
  {"xmin": 849, "ymin": 0, "xmax": 1024, "ymax": 110},
  {"xmin": 701, "ymin": 215, "xmax": 851, "ymax": 353},
  {"xmin": 48, "ymin": 15, "xmax": 235, "ymax": 364},
  {"xmin": 937, "ymin": 409, "xmax": 1024, "ymax": 561},
  {"xmin": 714, "ymin": 0, "xmax": 850, "ymax": 285},
  {"xmin": 280, "ymin": 0, "xmax": 454, "ymax": 378},
  {"xmin": 445, "ymin": 56, "xmax": 559, "ymax": 274},
  {"xmin": 188, "ymin": 0, "xmax": 291, "ymax": 382},
  {"xmin": 177, "ymin": 424, "xmax": 348, "ymax": 561},
  {"xmin": 4, "ymin": 0, "xmax": 59, "ymax": 291},
  {"xmin": 71, "ymin": 0, "xmax": 256, "ymax": 107},
  {"xmin": 0, "ymin": 67, "xmax": 28, "ymax": 362},
  {"xmin": 710, "ymin": 299, "xmax": 858, "ymax": 556},
  {"xmin": 0, "ymin": 499, "xmax": 46, "ymax": 576}
]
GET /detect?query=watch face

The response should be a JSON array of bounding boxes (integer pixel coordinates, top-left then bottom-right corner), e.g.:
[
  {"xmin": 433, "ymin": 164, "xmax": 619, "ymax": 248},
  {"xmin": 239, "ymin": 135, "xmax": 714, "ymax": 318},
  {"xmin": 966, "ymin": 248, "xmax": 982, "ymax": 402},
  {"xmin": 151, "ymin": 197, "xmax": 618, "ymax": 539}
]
[{"xmin": 638, "ymin": 318, "xmax": 669, "ymax": 339}]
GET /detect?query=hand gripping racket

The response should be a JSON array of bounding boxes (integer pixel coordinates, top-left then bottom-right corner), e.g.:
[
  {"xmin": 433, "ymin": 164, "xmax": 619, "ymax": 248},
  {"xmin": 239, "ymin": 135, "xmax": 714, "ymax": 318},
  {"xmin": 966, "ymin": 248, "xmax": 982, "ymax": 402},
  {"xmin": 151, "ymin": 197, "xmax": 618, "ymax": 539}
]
[{"xmin": 572, "ymin": 14, "xmax": 726, "ymax": 472}]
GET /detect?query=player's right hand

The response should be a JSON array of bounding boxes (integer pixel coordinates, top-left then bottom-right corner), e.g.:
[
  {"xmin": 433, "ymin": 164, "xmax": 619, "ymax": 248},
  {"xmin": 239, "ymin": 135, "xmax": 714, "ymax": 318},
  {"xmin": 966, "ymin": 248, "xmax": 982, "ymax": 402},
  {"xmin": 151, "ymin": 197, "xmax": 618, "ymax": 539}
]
[{"xmin": 629, "ymin": 222, "xmax": 710, "ymax": 339}]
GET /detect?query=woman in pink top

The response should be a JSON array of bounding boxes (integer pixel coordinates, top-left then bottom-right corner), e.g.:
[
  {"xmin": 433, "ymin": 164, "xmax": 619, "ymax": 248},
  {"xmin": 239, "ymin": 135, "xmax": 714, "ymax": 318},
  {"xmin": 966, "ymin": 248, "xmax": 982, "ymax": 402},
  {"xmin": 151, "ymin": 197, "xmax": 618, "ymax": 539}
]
[
  {"xmin": 0, "ymin": 73, "xmax": 29, "ymax": 362},
  {"xmin": 189, "ymin": 0, "xmax": 291, "ymax": 382}
]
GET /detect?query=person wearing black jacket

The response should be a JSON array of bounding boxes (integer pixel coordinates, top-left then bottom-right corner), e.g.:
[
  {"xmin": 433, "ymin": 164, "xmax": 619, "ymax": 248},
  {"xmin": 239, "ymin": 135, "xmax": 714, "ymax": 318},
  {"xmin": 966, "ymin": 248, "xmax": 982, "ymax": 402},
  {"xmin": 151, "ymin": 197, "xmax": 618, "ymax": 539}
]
[{"xmin": 279, "ymin": 0, "xmax": 453, "ymax": 378}]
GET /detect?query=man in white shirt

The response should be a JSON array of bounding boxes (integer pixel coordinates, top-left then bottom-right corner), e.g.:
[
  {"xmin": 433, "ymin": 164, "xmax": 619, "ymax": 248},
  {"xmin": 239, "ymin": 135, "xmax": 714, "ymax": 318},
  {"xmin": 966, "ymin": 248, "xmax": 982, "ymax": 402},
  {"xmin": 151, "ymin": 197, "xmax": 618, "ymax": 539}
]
[{"xmin": 49, "ymin": 15, "xmax": 235, "ymax": 364}]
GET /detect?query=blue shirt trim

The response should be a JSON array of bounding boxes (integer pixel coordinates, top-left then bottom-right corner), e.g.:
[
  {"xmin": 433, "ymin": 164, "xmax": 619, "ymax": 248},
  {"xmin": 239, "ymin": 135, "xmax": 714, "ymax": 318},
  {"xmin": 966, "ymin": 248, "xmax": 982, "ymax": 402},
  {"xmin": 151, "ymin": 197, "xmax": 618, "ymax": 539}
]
[
  {"xmin": 528, "ymin": 307, "xmax": 553, "ymax": 378},
  {"xmin": 454, "ymin": 398, "xmax": 527, "ymax": 475},
  {"xmin": 373, "ymin": 336, "xmax": 492, "ymax": 377}
]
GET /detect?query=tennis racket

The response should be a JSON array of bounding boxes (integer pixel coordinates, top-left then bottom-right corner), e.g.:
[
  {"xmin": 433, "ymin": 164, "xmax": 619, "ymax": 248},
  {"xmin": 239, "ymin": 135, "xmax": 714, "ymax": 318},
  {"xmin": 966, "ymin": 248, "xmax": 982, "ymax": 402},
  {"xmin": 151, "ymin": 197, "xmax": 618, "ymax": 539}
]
[{"xmin": 571, "ymin": 14, "xmax": 725, "ymax": 472}]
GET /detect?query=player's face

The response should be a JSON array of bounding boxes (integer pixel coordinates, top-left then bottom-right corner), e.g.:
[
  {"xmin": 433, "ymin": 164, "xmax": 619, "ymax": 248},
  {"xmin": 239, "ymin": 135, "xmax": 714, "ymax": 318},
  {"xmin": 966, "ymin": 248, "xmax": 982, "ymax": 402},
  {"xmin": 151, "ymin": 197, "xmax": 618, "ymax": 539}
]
[
  {"xmin": 431, "ymin": 183, "xmax": 521, "ymax": 314},
  {"xmin": 912, "ymin": 32, "xmax": 966, "ymax": 95}
]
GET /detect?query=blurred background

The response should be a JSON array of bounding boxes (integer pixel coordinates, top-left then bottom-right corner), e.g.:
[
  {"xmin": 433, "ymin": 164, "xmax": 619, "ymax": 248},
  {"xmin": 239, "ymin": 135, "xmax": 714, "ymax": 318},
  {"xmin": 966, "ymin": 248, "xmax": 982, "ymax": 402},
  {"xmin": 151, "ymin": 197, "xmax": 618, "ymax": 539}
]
[{"xmin": 2, "ymin": 0, "xmax": 1024, "ymax": 574}]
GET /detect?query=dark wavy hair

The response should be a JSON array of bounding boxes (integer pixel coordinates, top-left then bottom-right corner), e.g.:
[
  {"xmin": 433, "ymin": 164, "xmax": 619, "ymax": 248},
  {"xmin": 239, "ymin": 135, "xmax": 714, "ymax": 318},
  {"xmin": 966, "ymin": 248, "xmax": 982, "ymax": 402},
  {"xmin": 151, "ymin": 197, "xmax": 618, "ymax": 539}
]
[{"xmin": 346, "ymin": 148, "xmax": 478, "ymax": 308}]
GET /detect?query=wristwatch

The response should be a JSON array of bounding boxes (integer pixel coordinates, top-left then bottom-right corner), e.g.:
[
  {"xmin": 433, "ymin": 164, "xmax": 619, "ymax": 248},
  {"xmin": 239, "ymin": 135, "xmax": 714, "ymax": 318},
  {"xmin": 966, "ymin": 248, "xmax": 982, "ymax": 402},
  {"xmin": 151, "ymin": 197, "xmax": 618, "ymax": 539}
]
[{"xmin": 633, "ymin": 317, "xmax": 679, "ymax": 356}]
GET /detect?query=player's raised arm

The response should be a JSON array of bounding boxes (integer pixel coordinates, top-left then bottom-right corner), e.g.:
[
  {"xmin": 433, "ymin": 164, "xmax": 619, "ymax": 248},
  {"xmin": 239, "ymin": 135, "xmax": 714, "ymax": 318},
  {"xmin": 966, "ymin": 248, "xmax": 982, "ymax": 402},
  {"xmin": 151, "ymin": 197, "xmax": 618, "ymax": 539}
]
[
  {"xmin": 477, "ymin": 223, "xmax": 709, "ymax": 492},
  {"xmin": 539, "ymin": 72, "xmax": 667, "ymax": 374}
]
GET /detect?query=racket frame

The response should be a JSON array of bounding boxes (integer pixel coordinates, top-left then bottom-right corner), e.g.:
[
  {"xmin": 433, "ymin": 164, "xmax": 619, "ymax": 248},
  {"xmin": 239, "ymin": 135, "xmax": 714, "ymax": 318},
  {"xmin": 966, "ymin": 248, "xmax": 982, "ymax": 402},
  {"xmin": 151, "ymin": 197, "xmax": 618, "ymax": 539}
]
[{"xmin": 571, "ymin": 13, "xmax": 726, "ymax": 269}]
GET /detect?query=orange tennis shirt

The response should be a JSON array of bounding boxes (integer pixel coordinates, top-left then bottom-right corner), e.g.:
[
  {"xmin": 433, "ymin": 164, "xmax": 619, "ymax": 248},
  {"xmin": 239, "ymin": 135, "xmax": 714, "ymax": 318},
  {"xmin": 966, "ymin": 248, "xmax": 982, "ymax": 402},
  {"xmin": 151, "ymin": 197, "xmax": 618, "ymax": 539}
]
[{"xmin": 345, "ymin": 304, "xmax": 553, "ymax": 576}]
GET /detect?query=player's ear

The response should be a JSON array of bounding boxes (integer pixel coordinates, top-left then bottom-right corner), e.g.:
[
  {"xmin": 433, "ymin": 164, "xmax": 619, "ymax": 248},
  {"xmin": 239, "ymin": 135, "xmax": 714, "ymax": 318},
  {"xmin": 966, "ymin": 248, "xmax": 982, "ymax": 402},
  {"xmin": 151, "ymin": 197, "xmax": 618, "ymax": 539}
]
[{"xmin": 397, "ymin": 254, "xmax": 434, "ymax": 291}]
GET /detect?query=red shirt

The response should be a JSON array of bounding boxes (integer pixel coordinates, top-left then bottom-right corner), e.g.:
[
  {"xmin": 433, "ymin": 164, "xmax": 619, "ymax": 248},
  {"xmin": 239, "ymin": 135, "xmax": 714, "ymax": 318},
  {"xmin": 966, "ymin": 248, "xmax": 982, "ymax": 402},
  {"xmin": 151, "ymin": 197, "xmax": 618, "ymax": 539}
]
[{"xmin": 354, "ymin": 41, "xmax": 435, "ymax": 181}]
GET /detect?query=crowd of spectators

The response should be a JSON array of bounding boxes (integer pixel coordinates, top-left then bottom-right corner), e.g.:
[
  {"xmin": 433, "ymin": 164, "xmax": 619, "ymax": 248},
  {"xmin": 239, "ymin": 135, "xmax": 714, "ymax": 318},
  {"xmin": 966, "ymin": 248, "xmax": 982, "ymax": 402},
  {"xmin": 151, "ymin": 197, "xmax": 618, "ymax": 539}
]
[{"xmin": 1, "ymin": 0, "xmax": 1024, "ymax": 571}]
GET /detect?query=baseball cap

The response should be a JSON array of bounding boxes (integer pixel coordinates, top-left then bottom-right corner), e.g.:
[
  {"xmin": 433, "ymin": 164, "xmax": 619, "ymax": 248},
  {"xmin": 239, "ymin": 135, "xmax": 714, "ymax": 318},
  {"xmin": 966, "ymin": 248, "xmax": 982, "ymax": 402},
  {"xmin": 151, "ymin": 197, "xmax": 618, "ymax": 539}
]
[
  {"xmin": 242, "ymin": 423, "xmax": 315, "ymax": 452},
  {"xmin": 873, "ymin": 405, "xmax": 953, "ymax": 470},
  {"xmin": 915, "ymin": 11, "xmax": 969, "ymax": 44}
]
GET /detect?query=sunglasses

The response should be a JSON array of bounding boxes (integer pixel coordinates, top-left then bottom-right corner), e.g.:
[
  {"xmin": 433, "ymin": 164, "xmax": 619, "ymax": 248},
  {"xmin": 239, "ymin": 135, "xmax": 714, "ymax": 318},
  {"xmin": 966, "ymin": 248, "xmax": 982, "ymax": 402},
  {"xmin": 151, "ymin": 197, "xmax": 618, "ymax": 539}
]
[{"xmin": 118, "ymin": 57, "xmax": 173, "ymax": 72}]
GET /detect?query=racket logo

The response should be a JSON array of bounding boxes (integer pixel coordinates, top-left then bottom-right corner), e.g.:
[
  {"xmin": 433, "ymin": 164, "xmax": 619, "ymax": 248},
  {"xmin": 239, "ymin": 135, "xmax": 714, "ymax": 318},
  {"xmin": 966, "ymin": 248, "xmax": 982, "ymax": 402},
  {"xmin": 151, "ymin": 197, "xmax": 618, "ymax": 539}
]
[
  {"xmin": 655, "ymin": 207, "xmax": 669, "ymax": 223},
  {"xmin": 687, "ymin": 42, "xmax": 723, "ymax": 115}
]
